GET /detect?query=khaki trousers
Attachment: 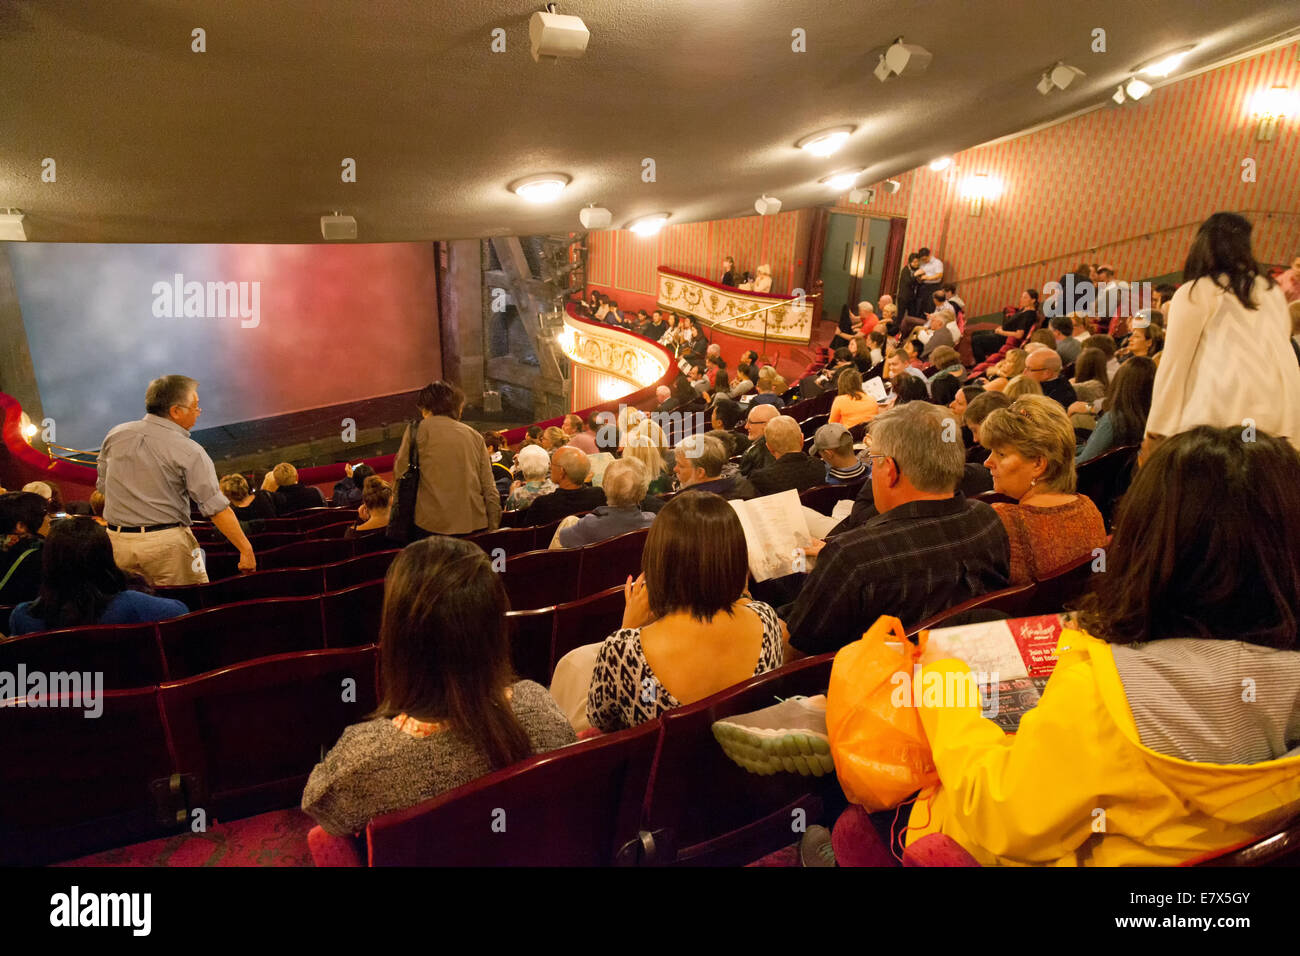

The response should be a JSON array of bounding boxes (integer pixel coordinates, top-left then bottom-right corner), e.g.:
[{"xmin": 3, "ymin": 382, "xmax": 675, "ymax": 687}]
[{"xmin": 108, "ymin": 526, "xmax": 210, "ymax": 586}]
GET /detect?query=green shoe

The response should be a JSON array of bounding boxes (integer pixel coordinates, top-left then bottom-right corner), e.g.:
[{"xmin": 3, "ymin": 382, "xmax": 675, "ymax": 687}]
[{"xmin": 711, "ymin": 695, "xmax": 835, "ymax": 777}]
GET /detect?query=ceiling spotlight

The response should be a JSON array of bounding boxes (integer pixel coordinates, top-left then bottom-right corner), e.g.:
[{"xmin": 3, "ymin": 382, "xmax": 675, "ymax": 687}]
[
  {"xmin": 1039, "ymin": 62, "xmax": 1085, "ymax": 94},
  {"xmin": 510, "ymin": 173, "xmax": 570, "ymax": 203},
  {"xmin": 848, "ymin": 187, "xmax": 876, "ymax": 205},
  {"xmin": 578, "ymin": 203, "xmax": 611, "ymax": 229},
  {"xmin": 1112, "ymin": 85, "xmax": 1127, "ymax": 105},
  {"xmin": 874, "ymin": 37, "xmax": 932, "ymax": 82},
  {"xmin": 627, "ymin": 213, "xmax": 669, "ymax": 237},
  {"xmin": 755, "ymin": 195, "xmax": 782, "ymax": 216},
  {"xmin": 928, "ymin": 156, "xmax": 952, "ymax": 172},
  {"xmin": 320, "ymin": 213, "xmax": 357, "ymax": 240},
  {"xmin": 529, "ymin": 8, "xmax": 590, "ymax": 62},
  {"xmin": 1125, "ymin": 77, "xmax": 1152, "ymax": 100},
  {"xmin": 796, "ymin": 126, "xmax": 855, "ymax": 157},
  {"xmin": 1037, "ymin": 72, "xmax": 1054, "ymax": 96},
  {"xmin": 883, "ymin": 179, "xmax": 901, "ymax": 194},
  {"xmin": 0, "ymin": 209, "xmax": 28, "ymax": 241},
  {"xmin": 1140, "ymin": 45, "xmax": 1195, "ymax": 78},
  {"xmin": 821, "ymin": 169, "xmax": 865, "ymax": 191}
]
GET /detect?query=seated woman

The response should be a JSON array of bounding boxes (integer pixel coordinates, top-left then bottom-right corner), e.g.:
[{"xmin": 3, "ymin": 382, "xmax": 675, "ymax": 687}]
[
  {"xmin": 751, "ymin": 263, "xmax": 773, "ymax": 294},
  {"xmin": 980, "ymin": 395, "xmax": 1106, "ymax": 584},
  {"xmin": 621, "ymin": 430, "xmax": 672, "ymax": 495},
  {"xmin": 1076, "ymin": 357, "xmax": 1155, "ymax": 463},
  {"xmin": 540, "ymin": 426, "xmax": 568, "ymax": 452},
  {"xmin": 0, "ymin": 491, "xmax": 50, "ymax": 606},
  {"xmin": 928, "ymin": 372, "xmax": 962, "ymax": 409},
  {"xmin": 505, "ymin": 445, "xmax": 556, "ymax": 511},
  {"xmin": 829, "ymin": 304, "xmax": 860, "ymax": 351},
  {"xmin": 220, "ymin": 473, "xmax": 277, "ymax": 522},
  {"xmin": 877, "ymin": 426, "xmax": 1300, "ymax": 866},
  {"xmin": 1116, "ymin": 322, "xmax": 1164, "ymax": 366},
  {"xmin": 8, "ymin": 518, "xmax": 189, "ymax": 635},
  {"xmin": 747, "ymin": 367, "xmax": 787, "ymax": 408},
  {"xmin": 982, "ymin": 347, "xmax": 1027, "ymax": 392},
  {"xmin": 1069, "ymin": 346, "xmax": 1110, "ymax": 411},
  {"xmin": 557, "ymin": 458, "xmax": 655, "ymax": 548},
  {"xmin": 1002, "ymin": 374, "xmax": 1043, "ymax": 400},
  {"xmin": 302, "ymin": 536, "xmax": 576, "ymax": 836},
  {"xmin": 970, "ymin": 289, "xmax": 1040, "ymax": 364},
  {"xmin": 330, "ymin": 463, "xmax": 376, "ymax": 507},
  {"xmin": 345, "ymin": 477, "xmax": 392, "ymax": 537},
  {"xmin": 586, "ymin": 493, "xmax": 785, "ymax": 731},
  {"xmin": 829, "ymin": 369, "xmax": 880, "ymax": 429}
]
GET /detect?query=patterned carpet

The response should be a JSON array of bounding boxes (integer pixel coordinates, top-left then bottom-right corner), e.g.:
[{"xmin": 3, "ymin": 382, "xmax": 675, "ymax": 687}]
[{"xmin": 56, "ymin": 808, "xmax": 318, "ymax": 867}]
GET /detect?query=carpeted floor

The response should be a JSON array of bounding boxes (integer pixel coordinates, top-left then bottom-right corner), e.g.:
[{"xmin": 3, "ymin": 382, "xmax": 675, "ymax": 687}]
[{"xmin": 57, "ymin": 808, "xmax": 318, "ymax": 867}]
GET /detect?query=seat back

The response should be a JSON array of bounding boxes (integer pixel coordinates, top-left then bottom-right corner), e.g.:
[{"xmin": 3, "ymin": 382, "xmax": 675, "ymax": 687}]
[
  {"xmin": 551, "ymin": 585, "xmax": 625, "ymax": 678},
  {"xmin": 258, "ymin": 537, "xmax": 354, "ymax": 570},
  {"xmin": 306, "ymin": 520, "xmax": 360, "ymax": 540},
  {"xmin": 158, "ymin": 595, "xmax": 326, "ymax": 679},
  {"xmin": 323, "ymin": 548, "xmax": 401, "ymax": 591},
  {"xmin": 282, "ymin": 507, "xmax": 351, "ymax": 529},
  {"xmin": 366, "ymin": 721, "xmax": 661, "ymax": 866},
  {"xmin": 350, "ymin": 529, "xmax": 398, "ymax": 555},
  {"xmin": 321, "ymin": 580, "xmax": 386, "ymax": 648},
  {"xmin": 1076, "ymin": 443, "xmax": 1139, "ymax": 529},
  {"xmin": 469, "ymin": 525, "xmax": 540, "ymax": 559},
  {"xmin": 639, "ymin": 654, "xmax": 839, "ymax": 866},
  {"xmin": 505, "ymin": 605, "xmax": 557, "ymax": 685},
  {"xmin": 910, "ymin": 582, "xmax": 1038, "ymax": 635},
  {"xmin": 576, "ymin": 527, "xmax": 649, "ymax": 597},
  {"xmin": 0, "ymin": 687, "xmax": 175, "ymax": 864},
  {"xmin": 247, "ymin": 531, "xmax": 304, "ymax": 551},
  {"xmin": 1026, "ymin": 550, "xmax": 1099, "ymax": 616},
  {"xmin": 199, "ymin": 566, "xmax": 326, "ymax": 608},
  {"xmin": 0, "ymin": 621, "xmax": 167, "ymax": 689},
  {"xmin": 799, "ymin": 482, "xmax": 863, "ymax": 516},
  {"xmin": 503, "ymin": 548, "xmax": 582, "ymax": 610},
  {"xmin": 160, "ymin": 646, "xmax": 378, "ymax": 820}
]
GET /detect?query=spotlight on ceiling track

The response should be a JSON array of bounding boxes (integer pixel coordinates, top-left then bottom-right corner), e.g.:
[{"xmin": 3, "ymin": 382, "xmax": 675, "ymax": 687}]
[
  {"xmin": 1039, "ymin": 62, "xmax": 1085, "ymax": 94},
  {"xmin": 1112, "ymin": 85, "xmax": 1127, "ymax": 105},
  {"xmin": 321, "ymin": 212, "xmax": 357, "ymax": 240},
  {"xmin": 1139, "ymin": 45, "xmax": 1195, "ymax": 78},
  {"xmin": 510, "ymin": 173, "xmax": 570, "ymax": 202},
  {"xmin": 874, "ymin": 37, "xmax": 932, "ymax": 82},
  {"xmin": 821, "ymin": 169, "xmax": 865, "ymax": 191},
  {"xmin": 796, "ymin": 126, "xmax": 855, "ymax": 157},
  {"xmin": 1125, "ymin": 77, "xmax": 1152, "ymax": 100},
  {"xmin": 627, "ymin": 213, "xmax": 669, "ymax": 237},
  {"xmin": 754, "ymin": 195, "xmax": 783, "ymax": 216},
  {"xmin": 529, "ymin": 5, "xmax": 590, "ymax": 63},
  {"xmin": 882, "ymin": 179, "xmax": 902, "ymax": 194},
  {"xmin": 0, "ymin": 209, "xmax": 28, "ymax": 241},
  {"xmin": 578, "ymin": 203, "xmax": 611, "ymax": 229}
]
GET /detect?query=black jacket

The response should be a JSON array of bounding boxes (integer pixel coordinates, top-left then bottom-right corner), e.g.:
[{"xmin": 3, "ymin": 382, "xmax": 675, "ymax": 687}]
[
  {"xmin": 750, "ymin": 452, "xmax": 827, "ymax": 497},
  {"xmin": 272, "ymin": 483, "xmax": 326, "ymax": 515},
  {"xmin": 678, "ymin": 475, "xmax": 757, "ymax": 501},
  {"xmin": 523, "ymin": 485, "xmax": 606, "ymax": 525},
  {"xmin": 738, "ymin": 436, "xmax": 775, "ymax": 477}
]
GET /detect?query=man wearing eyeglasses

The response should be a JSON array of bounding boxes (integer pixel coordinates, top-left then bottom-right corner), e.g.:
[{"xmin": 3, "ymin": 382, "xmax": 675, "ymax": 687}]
[
  {"xmin": 1022, "ymin": 349, "xmax": 1077, "ymax": 410},
  {"xmin": 98, "ymin": 374, "xmax": 255, "ymax": 585}
]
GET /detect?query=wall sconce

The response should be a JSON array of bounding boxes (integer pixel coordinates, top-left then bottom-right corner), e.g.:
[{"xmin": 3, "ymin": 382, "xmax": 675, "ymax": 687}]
[
  {"xmin": 1252, "ymin": 85, "xmax": 1293, "ymax": 142},
  {"xmin": 962, "ymin": 173, "xmax": 1000, "ymax": 216}
]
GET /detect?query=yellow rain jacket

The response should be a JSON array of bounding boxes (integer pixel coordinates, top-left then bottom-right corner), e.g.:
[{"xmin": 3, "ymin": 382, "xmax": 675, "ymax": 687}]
[{"xmin": 906, "ymin": 628, "xmax": 1300, "ymax": 866}]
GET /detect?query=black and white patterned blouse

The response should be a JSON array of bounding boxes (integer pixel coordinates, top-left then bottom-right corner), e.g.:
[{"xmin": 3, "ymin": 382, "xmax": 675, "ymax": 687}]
[{"xmin": 586, "ymin": 601, "xmax": 785, "ymax": 732}]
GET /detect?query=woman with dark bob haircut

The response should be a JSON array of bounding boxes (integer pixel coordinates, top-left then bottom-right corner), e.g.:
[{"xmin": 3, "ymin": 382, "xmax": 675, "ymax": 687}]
[
  {"xmin": 303, "ymin": 536, "xmax": 574, "ymax": 836},
  {"xmin": 895, "ymin": 426, "xmax": 1300, "ymax": 866},
  {"xmin": 586, "ymin": 493, "xmax": 786, "ymax": 731}
]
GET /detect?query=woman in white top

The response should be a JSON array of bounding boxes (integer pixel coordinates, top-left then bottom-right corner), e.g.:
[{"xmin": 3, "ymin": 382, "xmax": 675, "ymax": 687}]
[
  {"xmin": 1145, "ymin": 212, "xmax": 1300, "ymax": 458},
  {"xmin": 752, "ymin": 264, "xmax": 773, "ymax": 294}
]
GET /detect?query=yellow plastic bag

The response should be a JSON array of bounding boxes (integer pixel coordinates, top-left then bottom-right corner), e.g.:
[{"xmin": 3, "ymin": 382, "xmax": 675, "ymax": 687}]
[{"xmin": 826, "ymin": 615, "xmax": 939, "ymax": 810}]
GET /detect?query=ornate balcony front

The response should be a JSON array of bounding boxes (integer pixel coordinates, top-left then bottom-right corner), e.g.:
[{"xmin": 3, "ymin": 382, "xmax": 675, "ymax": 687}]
[
  {"xmin": 657, "ymin": 267, "xmax": 814, "ymax": 344},
  {"xmin": 556, "ymin": 306, "xmax": 676, "ymax": 411}
]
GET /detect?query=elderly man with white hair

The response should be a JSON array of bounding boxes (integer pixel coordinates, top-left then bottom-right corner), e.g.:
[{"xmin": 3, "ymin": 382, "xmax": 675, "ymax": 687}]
[
  {"xmin": 671, "ymin": 434, "xmax": 756, "ymax": 500},
  {"xmin": 749, "ymin": 415, "xmax": 828, "ymax": 496},
  {"xmin": 738, "ymin": 403, "xmax": 779, "ymax": 477},
  {"xmin": 556, "ymin": 457, "xmax": 655, "ymax": 548},
  {"xmin": 856, "ymin": 300, "xmax": 881, "ymax": 336}
]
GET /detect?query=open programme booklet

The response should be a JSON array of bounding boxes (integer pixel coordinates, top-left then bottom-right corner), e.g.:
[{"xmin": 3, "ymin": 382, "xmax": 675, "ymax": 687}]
[
  {"xmin": 917, "ymin": 614, "xmax": 1069, "ymax": 733},
  {"xmin": 728, "ymin": 489, "xmax": 817, "ymax": 582}
]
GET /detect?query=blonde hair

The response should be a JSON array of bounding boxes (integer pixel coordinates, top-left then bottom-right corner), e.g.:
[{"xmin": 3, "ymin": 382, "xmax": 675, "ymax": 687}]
[
  {"xmin": 999, "ymin": 348, "xmax": 1027, "ymax": 377},
  {"xmin": 756, "ymin": 263, "xmax": 772, "ymax": 276},
  {"xmin": 882, "ymin": 303, "xmax": 898, "ymax": 319},
  {"xmin": 542, "ymin": 426, "xmax": 568, "ymax": 449},
  {"xmin": 979, "ymin": 394, "xmax": 1078, "ymax": 493},
  {"xmin": 757, "ymin": 366, "xmax": 787, "ymax": 394},
  {"xmin": 622, "ymin": 430, "xmax": 665, "ymax": 478},
  {"xmin": 1004, "ymin": 375, "xmax": 1043, "ymax": 400},
  {"xmin": 272, "ymin": 462, "xmax": 298, "ymax": 486},
  {"xmin": 220, "ymin": 473, "xmax": 250, "ymax": 502}
]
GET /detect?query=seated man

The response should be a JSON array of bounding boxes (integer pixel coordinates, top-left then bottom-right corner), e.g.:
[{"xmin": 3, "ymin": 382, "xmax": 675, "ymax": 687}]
[
  {"xmin": 710, "ymin": 398, "xmax": 751, "ymax": 456},
  {"xmin": 813, "ymin": 423, "xmax": 867, "ymax": 484},
  {"xmin": 738, "ymin": 403, "xmax": 779, "ymax": 477},
  {"xmin": 749, "ymin": 416, "xmax": 827, "ymax": 496},
  {"xmin": 1023, "ymin": 348, "xmax": 1078, "ymax": 410},
  {"xmin": 524, "ymin": 446, "xmax": 606, "ymax": 524},
  {"xmin": 265, "ymin": 462, "xmax": 326, "ymax": 514},
  {"xmin": 671, "ymin": 434, "xmax": 756, "ymax": 500},
  {"xmin": 783, "ymin": 402, "xmax": 1010, "ymax": 657},
  {"xmin": 557, "ymin": 457, "xmax": 655, "ymax": 548}
]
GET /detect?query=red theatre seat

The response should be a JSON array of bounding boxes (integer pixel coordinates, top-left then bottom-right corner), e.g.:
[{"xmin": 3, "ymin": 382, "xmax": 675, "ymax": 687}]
[
  {"xmin": 470, "ymin": 525, "xmax": 544, "ymax": 559},
  {"xmin": 503, "ymin": 548, "xmax": 581, "ymax": 611},
  {"xmin": 196, "ymin": 566, "xmax": 326, "ymax": 609},
  {"xmin": 323, "ymin": 549, "xmax": 401, "ymax": 591},
  {"xmin": 909, "ymin": 583, "xmax": 1039, "ymax": 635},
  {"xmin": 321, "ymin": 580, "xmax": 386, "ymax": 648},
  {"xmin": 160, "ymin": 646, "xmax": 379, "ymax": 822},
  {"xmin": 0, "ymin": 621, "xmax": 167, "ymax": 689},
  {"xmin": 551, "ymin": 585, "xmax": 625, "ymax": 679},
  {"xmin": 257, "ymin": 537, "xmax": 353, "ymax": 571},
  {"xmin": 575, "ymin": 527, "xmax": 649, "ymax": 597},
  {"xmin": 799, "ymin": 481, "xmax": 865, "ymax": 517},
  {"xmin": 157, "ymin": 595, "xmax": 327, "ymax": 680},
  {"xmin": 505, "ymin": 605, "xmax": 557, "ymax": 685},
  {"xmin": 366, "ymin": 721, "xmax": 661, "ymax": 866},
  {"xmin": 306, "ymin": 521, "xmax": 360, "ymax": 540}
]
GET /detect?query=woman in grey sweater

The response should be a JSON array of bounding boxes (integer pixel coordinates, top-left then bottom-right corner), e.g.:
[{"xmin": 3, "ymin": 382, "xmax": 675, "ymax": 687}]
[{"xmin": 303, "ymin": 536, "xmax": 575, "ymax": 836}]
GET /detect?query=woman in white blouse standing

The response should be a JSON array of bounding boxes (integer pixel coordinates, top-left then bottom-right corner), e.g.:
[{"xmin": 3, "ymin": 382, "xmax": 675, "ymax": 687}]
[{"xmin": 1145, "ymin": 212, "xmax": 1300, "ymax": 460}]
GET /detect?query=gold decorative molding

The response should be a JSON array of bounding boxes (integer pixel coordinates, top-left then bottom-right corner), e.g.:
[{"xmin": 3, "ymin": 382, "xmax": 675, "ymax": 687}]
[
  {"xmin": 557, "ymin": 314, "xmax": 672, "ymax": 391},
  {"xmin": 657, "ymin": 270, "xmax": 813, "ymax": 343}
]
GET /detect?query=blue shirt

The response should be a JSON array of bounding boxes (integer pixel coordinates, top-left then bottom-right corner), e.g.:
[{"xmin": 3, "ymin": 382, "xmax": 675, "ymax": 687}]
[{"xmin": 9, "ymin": 589, "xmax": 191, "ymax": 636}]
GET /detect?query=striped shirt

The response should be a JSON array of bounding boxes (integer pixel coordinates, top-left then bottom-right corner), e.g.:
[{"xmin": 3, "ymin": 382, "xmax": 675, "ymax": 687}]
[
  {"xmin": 97, "ymin": 415, "xmax": 228, "ymax": 526},
  {"xmin": 786, "ymin": 494, "xmax": 1010, "ymax": 656}
]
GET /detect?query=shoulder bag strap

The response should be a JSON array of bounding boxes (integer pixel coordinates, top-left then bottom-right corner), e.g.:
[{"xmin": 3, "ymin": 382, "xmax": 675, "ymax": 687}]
[{"xmin": 0, "ymin": 544, "xmax": 37, "ymax": 594}]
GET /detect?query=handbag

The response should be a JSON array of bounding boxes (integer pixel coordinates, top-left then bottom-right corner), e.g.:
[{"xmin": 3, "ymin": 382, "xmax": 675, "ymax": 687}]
[{"xmin": 385, "ymin": 419, "xmax": 422, "ymax": 543}]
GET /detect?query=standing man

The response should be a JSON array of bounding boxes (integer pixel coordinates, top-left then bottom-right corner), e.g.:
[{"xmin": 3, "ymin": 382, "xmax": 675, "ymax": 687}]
[
  {"xmin": 914, "ymin": 247, "xmax": 945, "ymax": 319},
  {"xmin": 98, "ymin": 375, "xmax": 255, "ymax": 584}
]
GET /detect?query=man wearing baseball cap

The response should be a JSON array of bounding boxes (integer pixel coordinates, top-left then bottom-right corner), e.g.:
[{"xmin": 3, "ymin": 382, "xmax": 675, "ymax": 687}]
[{"xmin": 813, "ymin": 423, "xmax": 867, "ymax": 484}]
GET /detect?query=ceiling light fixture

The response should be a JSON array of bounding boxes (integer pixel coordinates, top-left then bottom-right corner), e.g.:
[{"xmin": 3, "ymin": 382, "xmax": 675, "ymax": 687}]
[
  {"xmin": 1111, "ymin": 85, "xmax": 1127, "ymax": 105},
  {"xmin": 796, "ymin": 126, "xmax": 855, "ymax": 157},
  {"xmin": 883, "ymin": 179, "xmax": 901, "ymax": 194},
  {"xmin": 1039, "ymin": 62, "xmax": 1085, "ymax": 94},
  {"xmin": 1125, "ymin": 77, "xmax": 1152, "ymax": 100},
  {"xmin": 320, "ymin": 212, "xmax": 357, "ymax": 240},
  {"xmin": 578, "ymin": 203, "xmax": 611, "ymax": 229},
  {"xmin": 820, "ymin": 169, "xmax": 865, "ymax": 191},
  {"xmin": 873, "ymin": 37, "xmax": 933, "ymax": 82},
  {"xmin": 1139, "ymin": 45, "xmax": 1195, "ymax": 78},
  {"xmin": 928, "ymin": 156, "xmax": 952, "ymax": 172},
  {"xmin": 529, "ymin": 6, "xmax": 590, "ymax": 62},
  {"xmin": 0, "ymin": 209, "xmax": 28, "ymax": 241},
  {"xmin": 510, "ymin": 173, "xmax": 571, "ymax": 202},
  {"xmin": 754, "ymin": 195, "xmax": 782, "ymax": 215},
  {"xmin": 627, "ymin": 213, "xmax": 669, "ymax": 237}
]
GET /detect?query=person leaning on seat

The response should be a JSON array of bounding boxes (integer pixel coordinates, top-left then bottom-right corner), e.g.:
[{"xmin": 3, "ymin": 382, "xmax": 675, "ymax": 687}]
[{"xmin": 97, "ymin": 374, "xmax": 255, "ymax": 585}]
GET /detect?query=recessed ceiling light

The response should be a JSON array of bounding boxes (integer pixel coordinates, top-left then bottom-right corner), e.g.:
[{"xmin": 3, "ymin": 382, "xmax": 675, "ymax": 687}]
[
  {"xmin": 820, "ymin": 169, "xmax": 864, "ymax": 191},
  {"xmin": 928, "ymin": 157, "xmax": 952, "ymax": 171},
  {"xmin": 796, "ymin": 126, "xmax": 855, "ymax": 157},
  {"xmin": 1125, "ymin": 77, "xmax": 1152, "ymax": 100},
  {"xmin": 628, "ymin": 213, "xmax": 669, "ymax": 236},
  {"xmin": 510, "ymin": 173, "xmax": 571, "ymax": 203},
  {"xmin": 1140, "ymin": 45, "xmax": 1195, "ymax": 78}
]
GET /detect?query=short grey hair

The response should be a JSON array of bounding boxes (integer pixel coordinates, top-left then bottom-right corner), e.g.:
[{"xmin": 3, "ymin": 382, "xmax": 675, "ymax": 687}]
[
  {"xmin": 145, "ymin": 375, "xmax": 198, "ymax": 416},
  {"xmin": 552, "ymin": 446, "xmax": 590, "ymax": 484},
  {"xmin": 764, "ymin": 415, "xmax": 803, "ymax": 455},
  {"xmin": 868, "ymin": 402, "xmax": 965, "ymax": 494},
  {"xmin": 603, "ymin": 456, "xmax": 649, "ymax": 507},
  {"xmin": 676, "ymin": 433, "xmax": 727, "ymax": 478},
  {"xmin": 516, "ymin": 444, "xmax": 550, "ymax": 480}
]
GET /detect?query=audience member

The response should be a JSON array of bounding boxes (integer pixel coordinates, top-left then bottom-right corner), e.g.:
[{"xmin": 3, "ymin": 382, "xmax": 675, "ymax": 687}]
[
  {"xmin": 561, "ymin": 413, "xmax": 598, "ymax": 454},
  {"xmin": 749, "ymin": 416, "xmax": 827, "ymax": 496},
  {"xmin": 1003, "ymin": 373, "xmax": 1044, "ymax": 400},
  {"xmin": 972, "ymin": 290, "xmax": 1039, "ymax": 363},
  {"xmin": 828, "ymin": 369, "xmax": 880, "ymax": 429},
  {"xmin": 98, "ymin": 375, "xmax": 255, "ymax": 583},
  {"xmin": 738, "ymin": 404, "xmax": 779, "ymax": 477},
  {"xmin": 710, "ymin": 398, "xmax": 750, "ymax": 455},
  {"xmin": 220, "ymin": 473, "xmax": 276, "ymax": 521},
  {"xmin": 1146, "ymin": 212, "xmax": 1300, "ymax": 455},
  {"xmin": 1051, "ymin": 315, "xmax": 1082, "ymax": 365},
  {"xmin": 557, "ymin": 458, "xmax": 655, "ymax": 548},
  {"xmin": 889, "ymin": 374, "xmax": 930, "ymax": 405},
  {"xmin": 0, "ymin": 491, "xmax": 49, "ymax": 606},
  {"xmin": 980, "ymin": 395, "xmax": 1106, "ymax": 584},
  {"xmin": 830, "ymin": 303, "xmax": 859, "ymax": 350},
  {"xmin": 303, "ymin": 536, "xmax": 575, "ymax": 836},
  {"xmin": 927, "ymin": 346, "xmax": 965, "ymax": 382},
  {"xmin": 346, "ymin": 477, "xmax": 392, "ymax": 536},
  {"xmin": 672, "ymin": 434, "xmax": 756, "ymax": 500},
  {"xmin": 394, "ymin": 381, "xmax": 502, "ymax": 536},
  {"xmin": 1022, "ymin": 348, "xmax": 1077, "ymax": 409},
  {"xmin": 522, "ymin": 446, "xmax": 605, "ymax": 524},
  {"xmin": 8, "ymin": 518, "xmax": 189, "ymax": 635},
  {"xmin": 586, "ymin": 493, "xmax": 785, "ymax": 731},
  {"xmin": 1279, "ymin": 252, "xmax": 1300, "ymax": 304},
  {"xmin": 540, "ymin": 426, "xmax": 568, "ymax": 451},
  {"xmin": 331, "ymin": 463, "xmax": 376, "ymax": 507},
  {"xmin": 720, "ymin": 256, "xmax": 738, "ymax": 287},
  {"xmin": 1118, "ymin": 322, "xmax": 1163, "ymax": 364},
  {"xmin": 752, "ymin": 264, "xmax": 773, "ymax": 294},
  {"xmin": 897, "ymin": 253, "xmax": 921, "ymax": 320},
  {"xmin": 1076, "ymin": 357, "xmax": 1156, "ymax": 462},
  {"xmin": 784, "ymin": 402, "xmax": 1009, "ymax": 655},
  {"xmin": 506, "ymin": 444, "xmax": 556, "ymax": 511},
  {"xmin": 22, "ymin": 480, "xmax": 65, "ymax": 516},
  {"xmin": 948, "ymin": 383, "xmax": 983, "ymax": 421},
  {"xmin": 1070, "ymin": 347, "xmax": 1110, "ymax": 407},
  {"xmin": 265, "ymin": 462, "xmax": 327, "ymax": 515},
  {"xmin": 87, "ymin": 490, "xmax": 108, "ymax": 527},
  {"xmin": 814, "ymin": 423, "xmax": 867, "ymax": 484},
  {"xmin": 622, "ymin": 430, "xmax": 672, "ymax": 495},
  {"xmin": 748, "ymin": 367, "xmax": 787, "ymax": 408},
  {"xmin": 928, "ymin": 372, "xmax": 962, "ymax": 409}
]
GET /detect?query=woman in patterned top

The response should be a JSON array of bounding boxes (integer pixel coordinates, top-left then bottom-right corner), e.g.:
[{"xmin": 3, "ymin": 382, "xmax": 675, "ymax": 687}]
[{"xmin": 586, "ymin": 493, "xmax": 786, "ymax": 732}]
